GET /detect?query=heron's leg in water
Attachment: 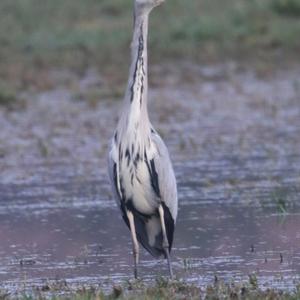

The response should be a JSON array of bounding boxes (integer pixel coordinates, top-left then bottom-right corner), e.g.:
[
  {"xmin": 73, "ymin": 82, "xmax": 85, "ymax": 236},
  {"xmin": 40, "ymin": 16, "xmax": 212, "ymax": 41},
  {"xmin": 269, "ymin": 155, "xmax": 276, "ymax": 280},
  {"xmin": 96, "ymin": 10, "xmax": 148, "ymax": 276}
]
[
  {"xmin": 158, "ymin": 204, "xmax": 173, "ymax": 279},
  {"xmin": 126, "ymin": 210, "xmax": 139, "ymax": 279}
]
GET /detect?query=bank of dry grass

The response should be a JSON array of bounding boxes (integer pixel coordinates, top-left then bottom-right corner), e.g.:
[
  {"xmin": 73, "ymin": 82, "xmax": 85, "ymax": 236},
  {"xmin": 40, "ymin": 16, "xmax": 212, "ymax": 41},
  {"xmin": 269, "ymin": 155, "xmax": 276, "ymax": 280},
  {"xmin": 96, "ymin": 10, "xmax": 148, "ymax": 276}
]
[
  {"xmin": 2, "ymin": 278, "xmax": 300, "ymax": 300},
  {"xmin": 1, "ymin": 0, "xmax": 300, "ymax": 94}
]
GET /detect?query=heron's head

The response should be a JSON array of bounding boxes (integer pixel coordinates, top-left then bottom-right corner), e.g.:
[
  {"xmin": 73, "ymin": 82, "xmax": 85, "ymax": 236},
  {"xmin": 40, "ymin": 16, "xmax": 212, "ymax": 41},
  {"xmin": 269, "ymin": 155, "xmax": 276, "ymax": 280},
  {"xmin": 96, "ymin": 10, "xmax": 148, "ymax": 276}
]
[{"xmin": 135, "ymin": 0, "xmax": 165, "ymax": 15}]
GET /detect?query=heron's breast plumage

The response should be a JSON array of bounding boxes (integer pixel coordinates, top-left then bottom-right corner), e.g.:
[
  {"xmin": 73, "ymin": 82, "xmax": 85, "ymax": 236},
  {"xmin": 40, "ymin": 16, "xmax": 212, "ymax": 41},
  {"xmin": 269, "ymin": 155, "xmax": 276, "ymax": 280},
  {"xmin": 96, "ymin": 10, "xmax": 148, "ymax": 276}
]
[{"xmin": 118, "ymin": 139, "xmax": 159, "ymax": 215}]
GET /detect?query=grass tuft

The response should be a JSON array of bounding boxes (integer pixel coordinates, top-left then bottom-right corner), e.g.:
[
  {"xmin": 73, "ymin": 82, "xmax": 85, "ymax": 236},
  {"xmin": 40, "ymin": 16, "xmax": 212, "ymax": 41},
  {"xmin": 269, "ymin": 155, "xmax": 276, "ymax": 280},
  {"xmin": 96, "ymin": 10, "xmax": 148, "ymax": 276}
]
[
  {"xmin": 271, "ymin": 0, "xmax": 300, "ymax": 17},
  {"xmin": 2, "ymin": 278, "xmax": 300, "ymax": 300},
  {"xmin": 271, "ymin": 188, "xmax": 289, "ymax": 213},
  {"xmin": 0, "ymin": 84, "xmax": 17, "ymax": 107}
]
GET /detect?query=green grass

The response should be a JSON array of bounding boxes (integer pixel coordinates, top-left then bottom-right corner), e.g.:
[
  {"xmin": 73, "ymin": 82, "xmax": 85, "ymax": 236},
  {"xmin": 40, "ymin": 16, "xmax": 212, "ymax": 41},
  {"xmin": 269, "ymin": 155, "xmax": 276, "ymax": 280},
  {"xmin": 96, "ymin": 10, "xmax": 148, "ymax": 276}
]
[
  {"xmin": 272, "ymin": 0, "xmax": 300, "ymax": 17},
  {"xmin": 3, "ymin": 278, "xmax": 300, "ymax": 300},
  {"xmin": 0, "ymin": 84, "xmax": 17, "ymax": 106},
  {"xmin": 1, "ymin": 0, "xmax": 300, "ymax": 92},
  {"xmin": 0, "ymin": 82, "xmax": 24, "ymax": 109}
]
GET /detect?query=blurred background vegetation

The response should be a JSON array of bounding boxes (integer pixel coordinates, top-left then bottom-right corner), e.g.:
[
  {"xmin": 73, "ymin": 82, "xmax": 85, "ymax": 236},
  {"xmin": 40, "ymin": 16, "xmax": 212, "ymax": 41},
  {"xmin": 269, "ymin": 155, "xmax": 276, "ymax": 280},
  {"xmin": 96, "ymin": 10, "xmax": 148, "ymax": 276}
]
[{"xmin": 0, "ymin": 0, "xmax": 300, "ymax": 93}]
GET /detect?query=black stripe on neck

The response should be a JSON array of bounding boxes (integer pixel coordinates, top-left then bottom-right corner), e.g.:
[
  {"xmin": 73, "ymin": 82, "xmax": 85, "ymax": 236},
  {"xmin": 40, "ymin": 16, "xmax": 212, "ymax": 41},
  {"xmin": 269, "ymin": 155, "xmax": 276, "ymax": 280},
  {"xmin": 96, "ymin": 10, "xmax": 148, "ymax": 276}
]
[{"xmin": 130, "ymin": 23, "xmax": 145, "ymax": 104}]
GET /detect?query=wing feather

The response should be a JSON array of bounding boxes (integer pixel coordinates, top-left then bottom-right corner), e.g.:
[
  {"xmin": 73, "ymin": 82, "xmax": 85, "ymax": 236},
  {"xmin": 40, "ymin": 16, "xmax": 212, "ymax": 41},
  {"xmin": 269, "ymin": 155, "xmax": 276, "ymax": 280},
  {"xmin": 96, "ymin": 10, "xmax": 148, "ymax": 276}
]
[
  {"xmin": 151, "ymin": 132, "xmax": 178, "ymax": 222},
  {"xmin": 108, "ymin": 141, "xmax": 122, "ymax": 205}
]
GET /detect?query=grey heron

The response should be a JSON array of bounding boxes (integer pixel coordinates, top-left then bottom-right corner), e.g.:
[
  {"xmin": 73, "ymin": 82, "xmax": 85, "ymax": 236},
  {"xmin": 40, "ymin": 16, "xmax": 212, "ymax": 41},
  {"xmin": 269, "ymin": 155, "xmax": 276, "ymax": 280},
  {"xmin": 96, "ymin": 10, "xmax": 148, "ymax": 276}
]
[{"xmin": 108, "ymin": 0, "xmax": 177, "ymax": 279}]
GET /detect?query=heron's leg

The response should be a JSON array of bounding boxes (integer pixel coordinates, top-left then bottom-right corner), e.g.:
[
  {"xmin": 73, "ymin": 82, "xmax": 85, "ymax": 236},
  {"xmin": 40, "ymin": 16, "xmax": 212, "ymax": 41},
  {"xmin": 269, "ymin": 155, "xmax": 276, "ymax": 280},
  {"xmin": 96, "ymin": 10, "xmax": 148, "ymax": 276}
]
[
  {"xmin": 158, "ymin": 204, "xmax": 173, "ymax": 279},
  {"xmin": 126, "ymin": 210, "xmax": 139, "ymax": 279}
]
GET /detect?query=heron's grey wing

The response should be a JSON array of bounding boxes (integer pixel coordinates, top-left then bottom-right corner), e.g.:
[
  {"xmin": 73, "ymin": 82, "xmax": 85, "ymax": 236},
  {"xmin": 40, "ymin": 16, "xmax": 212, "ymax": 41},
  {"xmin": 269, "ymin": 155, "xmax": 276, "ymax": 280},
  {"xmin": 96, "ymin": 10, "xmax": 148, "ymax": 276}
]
[
  {"xmin": 151, "ymin": 132, "xmax": 178, "ymax": 222},
  {"xmin": 150, "ymin": 131, "xmax": 177, "ymax": 252}
]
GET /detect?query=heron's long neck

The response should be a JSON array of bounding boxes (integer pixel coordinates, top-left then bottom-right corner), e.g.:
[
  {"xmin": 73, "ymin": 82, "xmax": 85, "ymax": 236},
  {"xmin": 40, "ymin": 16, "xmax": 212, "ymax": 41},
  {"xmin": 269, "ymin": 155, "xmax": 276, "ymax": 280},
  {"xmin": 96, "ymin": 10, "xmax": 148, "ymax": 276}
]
[{"xmin": 121, "ymin": 13, "xmax": 150, "ymax": 134}]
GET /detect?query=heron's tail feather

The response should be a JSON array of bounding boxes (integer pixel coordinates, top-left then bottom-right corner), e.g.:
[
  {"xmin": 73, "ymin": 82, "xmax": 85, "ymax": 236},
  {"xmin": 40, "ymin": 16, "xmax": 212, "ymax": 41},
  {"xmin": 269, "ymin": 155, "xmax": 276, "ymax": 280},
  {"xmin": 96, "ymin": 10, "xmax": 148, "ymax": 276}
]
[
  {"xmin": 136, "ymin": 215, "xmax": 164, "ymax": 258},
  {"xmin": 122, "ymin": 213, "xmax": 163, "ymax": 257},
  {"xmin": 123, "ymin": 204, "xmax": 174, "ymax": 258}
]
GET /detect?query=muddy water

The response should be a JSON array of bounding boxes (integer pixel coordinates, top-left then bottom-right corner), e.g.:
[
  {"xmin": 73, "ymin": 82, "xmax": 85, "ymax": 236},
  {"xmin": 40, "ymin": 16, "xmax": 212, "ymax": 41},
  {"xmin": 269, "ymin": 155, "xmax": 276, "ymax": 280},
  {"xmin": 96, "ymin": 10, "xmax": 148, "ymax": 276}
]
[{"xmin": 0, "ymin": 63, "xmax": 300, "ymax": 293}]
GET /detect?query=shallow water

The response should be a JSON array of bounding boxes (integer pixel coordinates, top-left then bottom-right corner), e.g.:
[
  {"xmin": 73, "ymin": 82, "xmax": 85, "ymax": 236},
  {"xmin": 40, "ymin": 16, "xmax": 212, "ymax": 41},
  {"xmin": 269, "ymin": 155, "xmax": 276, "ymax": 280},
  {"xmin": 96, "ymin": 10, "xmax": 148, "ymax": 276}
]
[
  {"xmin": 0, "ymin": 63, "xmax": 300, "ymax": 293},
  {"xmin": 0, "ymin": 162, "xmax": 300, "ymax": 293}
]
